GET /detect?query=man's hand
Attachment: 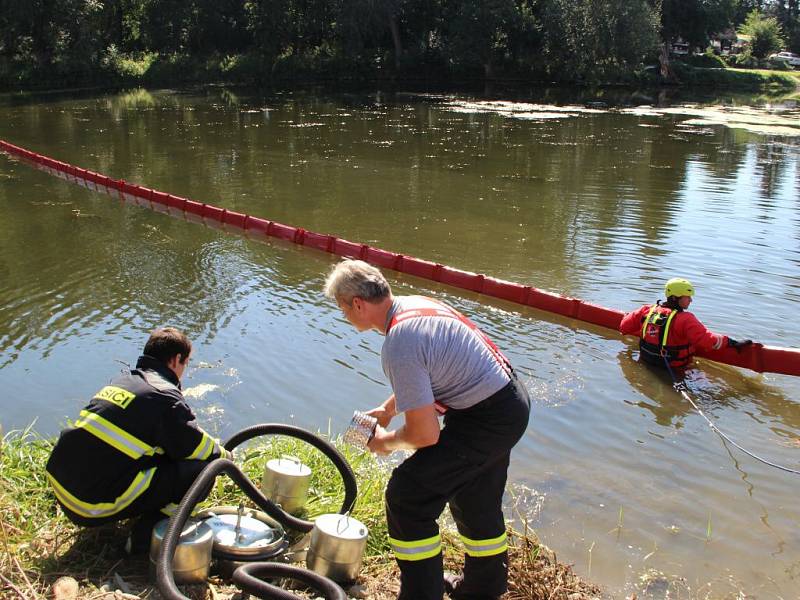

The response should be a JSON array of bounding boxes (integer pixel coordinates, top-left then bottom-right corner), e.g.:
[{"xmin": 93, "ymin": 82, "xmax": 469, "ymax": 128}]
[
  {"xmin": 728, "ymin": 338, "xmax": 753, "ymax": 352},
  {"xmin": 365, "ymin": 406, "xmax": 394, "ymax": 429},
  {"xmin": 367, "ymin": 426, "xmax": 393, "ymax": 456},
  {"xmin": 365, "ymin": 394, "xmax": 397, "ymax": 428},
  {"xmin": 366, "ymin": 404, "xmax": 441, "ymax": 455}
]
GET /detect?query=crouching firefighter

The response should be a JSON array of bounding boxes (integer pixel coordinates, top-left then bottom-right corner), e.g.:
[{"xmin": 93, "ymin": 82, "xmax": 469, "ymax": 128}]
[
  {"xmin": 619, "ymin": 277, "xmax": 753, "ymax": 370},
  {"xmin": 46, "ymin": 327, "xmax": 230, "ymax": 554},
  {"xmin": 324, "ymin": 260, "xmax": 531, "ymax": 600}
]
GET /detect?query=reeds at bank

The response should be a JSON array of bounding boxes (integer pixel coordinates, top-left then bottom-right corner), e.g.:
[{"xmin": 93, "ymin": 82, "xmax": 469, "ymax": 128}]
[{"xmin": 0, "ymin": 427, "xmax": 600, "ymax": 600}]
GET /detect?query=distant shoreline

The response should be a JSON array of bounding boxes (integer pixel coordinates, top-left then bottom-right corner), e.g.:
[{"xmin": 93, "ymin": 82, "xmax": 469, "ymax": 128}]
[{"xmin": 1, "ymin": 53, "xmax": 797, "ymax": 96}]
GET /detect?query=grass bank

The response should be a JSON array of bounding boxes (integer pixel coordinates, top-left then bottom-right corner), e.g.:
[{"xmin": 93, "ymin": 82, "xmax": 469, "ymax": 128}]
[
  {"xmin": 669, "ymin": 63, "xmax": 799, "ymax": 91},
  {"xmin": 729, "ymin": 66, "xmax": 800, "ymax": 85},
  {"xmin": 0, "ymin": 427, "xmax": 600, "ymax": 600}
]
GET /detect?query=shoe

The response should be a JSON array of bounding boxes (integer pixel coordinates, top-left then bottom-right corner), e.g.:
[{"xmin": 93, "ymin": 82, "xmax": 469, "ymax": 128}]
[
  {"xmin": 444, "ymin": 573, "xmax": 501, "ymax": 600},
  {"xmin": 124, "ymin": 515, "xmax": 160, "ymax": 556}
]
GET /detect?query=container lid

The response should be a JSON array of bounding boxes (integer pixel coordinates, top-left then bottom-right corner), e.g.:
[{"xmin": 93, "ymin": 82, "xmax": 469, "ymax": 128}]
[
  {"xmin": 203, "ymin": 512, "xmax": 285, "ymax": 556},
  {"xmin": 153, "ymin": 518, "xmax": 213, "ymax": 546},
  {"xmin": 314, "ymin": 514, "xmax": 368, "ymax": 540},
  {"xmin": 266, "ymin": 456, "xmax": 311, "ymax": 477}
]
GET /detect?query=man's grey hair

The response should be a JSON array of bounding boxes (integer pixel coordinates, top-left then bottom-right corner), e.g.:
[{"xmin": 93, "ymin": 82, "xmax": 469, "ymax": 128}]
[{"xmin": 323, "ymin": 260, "xmax": 391, "ymax": 303}]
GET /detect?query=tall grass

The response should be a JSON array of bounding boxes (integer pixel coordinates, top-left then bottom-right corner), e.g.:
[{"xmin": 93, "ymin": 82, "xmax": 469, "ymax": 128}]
[{"xmin": 0, "ymin": 428, "xmax": 600, "ymax": 599}]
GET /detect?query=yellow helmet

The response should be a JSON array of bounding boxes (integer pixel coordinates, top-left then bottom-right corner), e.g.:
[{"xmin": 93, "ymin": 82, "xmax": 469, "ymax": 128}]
[{"xmin": 665, "ymin": 277, "xmax": 694, "ymax": 298}]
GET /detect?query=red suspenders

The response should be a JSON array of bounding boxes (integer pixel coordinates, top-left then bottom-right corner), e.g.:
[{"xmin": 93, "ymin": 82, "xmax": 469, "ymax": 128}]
[{"xmin": 387, "ymin": 298, "xmax": 513, "ymax": 378}]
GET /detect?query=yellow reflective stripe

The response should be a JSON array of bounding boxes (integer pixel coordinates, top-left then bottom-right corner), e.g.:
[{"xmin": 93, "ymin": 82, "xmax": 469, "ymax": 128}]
[
  {"xmin": 75, "ymin": 410, "xmax": 154, "ymax": 460},
  {"xmin": 47, "ymin": 468, "xmax": 155, "ymax": 518},
  {"xmin": 187, "ymin": 430, "xmax": 216, "ymax": 460},
  {"xmin": 160, "ymin": 503, "xmax": 179, "ymax": 516},
  {"xmin": 460, "ymin": 531, "xmax": 508, "ymax": 557},
  {"xmin": 388, "ymin": 534, "xmax": 442, "ymax": 561},
  {"xmin": 662, "ymin": 310, "xmax": 678, "ymax": 348},
  {"xmin": 641, "ymin": 305, "xmax": 659, "ymax": 338}
]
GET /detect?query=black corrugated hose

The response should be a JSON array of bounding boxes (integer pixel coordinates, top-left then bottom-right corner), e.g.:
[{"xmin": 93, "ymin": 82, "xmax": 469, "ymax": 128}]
[{"xmin": 156, "ymin": 424, "xmax": 358, "ymax": 600}]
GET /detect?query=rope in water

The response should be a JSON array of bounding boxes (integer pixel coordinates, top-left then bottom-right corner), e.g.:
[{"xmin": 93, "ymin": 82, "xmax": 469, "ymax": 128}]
[{"xmin": 662, "ymin": 356, "xmax": 800, "ymax": 476}]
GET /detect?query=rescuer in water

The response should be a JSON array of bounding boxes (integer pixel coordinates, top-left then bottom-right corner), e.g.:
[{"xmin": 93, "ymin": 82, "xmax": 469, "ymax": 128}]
[
  {"xmin": 46, "ymin": 327, "xmax": 230, "ymax": 554},
  {"xmin": 324, "ymin": 259, "xmax": 531, "ymax": 600},
  {"xmin": 619, "ymin": 277, "xmax": 752, "ymax": 369}
]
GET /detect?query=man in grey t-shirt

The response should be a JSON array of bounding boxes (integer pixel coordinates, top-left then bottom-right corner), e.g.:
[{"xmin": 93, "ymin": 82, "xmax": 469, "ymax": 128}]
[{"xmin": 324, "ymin": 260, "xmax": 530, "ymax": 600}]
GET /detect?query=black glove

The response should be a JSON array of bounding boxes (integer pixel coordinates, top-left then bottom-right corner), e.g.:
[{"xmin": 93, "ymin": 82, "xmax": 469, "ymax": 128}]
[{"xmin": 727, "ymin": 338, "xmax": 753, "ymax": 352}]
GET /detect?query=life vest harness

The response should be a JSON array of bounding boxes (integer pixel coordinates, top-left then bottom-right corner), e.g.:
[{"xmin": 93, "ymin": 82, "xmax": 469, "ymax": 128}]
[{"xmin": 639, "ymin": 304, "xmax": 691, "ymax": 368}]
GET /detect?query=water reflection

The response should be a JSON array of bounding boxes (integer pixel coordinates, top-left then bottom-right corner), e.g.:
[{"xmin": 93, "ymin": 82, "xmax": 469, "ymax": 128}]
[
  {"xmin": 1, "ymin": 88, "xmax": 800, "ymax": 597},
  {"xmin": 617, "ymin": 347, "xmax": 800, "ymax": 452}
]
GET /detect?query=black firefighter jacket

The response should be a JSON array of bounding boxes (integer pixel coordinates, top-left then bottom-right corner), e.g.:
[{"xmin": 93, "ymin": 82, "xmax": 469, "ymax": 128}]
[{"xmin": 45, "ymin": 354, "xmax": 226, "ymax": 520}]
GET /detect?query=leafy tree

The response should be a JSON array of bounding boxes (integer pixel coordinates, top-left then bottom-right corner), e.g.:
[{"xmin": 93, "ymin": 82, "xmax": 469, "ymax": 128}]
[
  {"xmin": 337, "ymin": 0, "xmax": 415, "ymax": 68},
  {"xmin": 651, "ymin": 0, "xmax": 737, "ymax": 80},
  {"xmin": 659, "ymin": 0, "xmax": 736, "ymax": 49},
  {"xmin": 440, "ymin": 0, "xmax": 522, "ymax": 77},
  {"xmin": 245, "ymin": 0, "xmax": 292, "ymax": 61},
  {"xmin": 541, "ymin": 0, "xmax": 659, "ymax": 81},
  {"xmin": 0, "ymin": 0, "xmax": 116, "ymax": 69},
  {"xmin": 141, "ymin": 0, "xmax": 248, "ymax": 55},
  {"xmin": 733, "ymin": 0, "xmax": 766, "ymax": 26},
  {"xmin": 739, "ymin": 9, "xmax": 785, "ymax": 57},
  {"xmin": 770, "ymin": 0, "xmax": 799, "ymax": 51},
  {"xmin": 192, "ymin": 0, "xmax": 250, "ymax": 54},
  {"xmin": 505, "ymin": 0, "xmax": 544, "ymax": 71}
]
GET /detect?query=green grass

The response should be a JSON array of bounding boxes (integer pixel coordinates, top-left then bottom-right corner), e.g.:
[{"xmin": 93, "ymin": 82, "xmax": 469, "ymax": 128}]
[
  {"xmin": 0, "ymin": 427, "xmax": 600, "ymax": 599},
  {"xmin": 730, "ymin": 66, "xmax": 800, "ymax": 83},
  {"xmin": 670, "ymin": 63, "xmax": 799, "ymax": 90},
  {"xmin": 214, "ymin": 432, "xmax": 394, "ymax": 557}
]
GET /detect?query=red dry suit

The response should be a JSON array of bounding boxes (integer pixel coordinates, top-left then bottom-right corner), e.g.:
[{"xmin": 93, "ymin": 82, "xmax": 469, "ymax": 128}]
[{"xmin": 619, "ymin": 303, "xmax": 728, "ymax": 368}]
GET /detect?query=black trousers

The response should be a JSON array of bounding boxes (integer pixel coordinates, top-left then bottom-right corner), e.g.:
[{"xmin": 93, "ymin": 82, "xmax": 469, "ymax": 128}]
[
  {"xmin": 386, "ymin": 376, "xmax": 531, "ymax": 600},
  {"xmin": 58, "ymin": 458, "xmax": 211, "ymax": 527}
]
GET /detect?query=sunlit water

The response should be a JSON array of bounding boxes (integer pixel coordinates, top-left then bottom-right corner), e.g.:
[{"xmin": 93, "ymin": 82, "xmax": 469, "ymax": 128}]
[{"xmin": 1, "ymin": 87, "xmax": 799, "ymax": 598}]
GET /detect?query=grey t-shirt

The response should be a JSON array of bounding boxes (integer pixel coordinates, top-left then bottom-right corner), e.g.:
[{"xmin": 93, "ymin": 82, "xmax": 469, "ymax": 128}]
[{"xmin": 381, "ymin": 296, "xmax": 511, "ymax": 413}]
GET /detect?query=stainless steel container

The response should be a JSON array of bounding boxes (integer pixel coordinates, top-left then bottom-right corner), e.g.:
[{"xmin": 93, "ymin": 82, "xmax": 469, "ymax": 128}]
[
  {"xmin": 343, "ymin": 411, "xmax": 377, "ymax": 449},
  {"xmin": 260, "ymin": 456, "xmax": 312, "ymax": 514},
  {"xmin": 149, "ymin": 518, "xmax": 214, "ymax": 585},
  {"xmin": 306, "ymin": 513, "xmax": 368, "ymax": 583},
  {"xmin": 199, "ymin": 505, "xmax": 287, "ymax": 579}
]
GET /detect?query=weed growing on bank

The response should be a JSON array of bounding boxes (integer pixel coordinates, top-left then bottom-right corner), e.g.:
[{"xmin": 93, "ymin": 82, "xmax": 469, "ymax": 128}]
[{"xmin": 0, "ymin": 428, "xmax": 600, "ymax": 599}]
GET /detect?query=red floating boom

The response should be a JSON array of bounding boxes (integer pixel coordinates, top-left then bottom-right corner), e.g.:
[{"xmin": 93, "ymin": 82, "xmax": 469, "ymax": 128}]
[{"xmin": 2, "ymin": 139, "xmax": 799, "ymax": 377}]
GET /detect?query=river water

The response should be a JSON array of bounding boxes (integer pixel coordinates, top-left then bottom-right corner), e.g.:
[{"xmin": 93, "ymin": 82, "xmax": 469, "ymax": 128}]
[{"xmin": 1, "ymin": 87, "xmax": 799, "ymax": 598}]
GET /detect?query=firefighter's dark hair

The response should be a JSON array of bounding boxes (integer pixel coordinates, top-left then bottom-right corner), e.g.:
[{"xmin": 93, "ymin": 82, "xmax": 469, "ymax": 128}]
[{"xmin": 143, "ymin": 327, "xmax": 192, "ymax": 364}]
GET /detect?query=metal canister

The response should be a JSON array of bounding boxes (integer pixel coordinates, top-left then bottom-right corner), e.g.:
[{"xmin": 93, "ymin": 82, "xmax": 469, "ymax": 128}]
[
  {"xmin": 306, "ymin": 513, "xmax": 368, "ymax": 583},
  {"xmin": 199, "ymin": 505, "xmax": 287, "ymax": 579},
  {"xmin": 149, "ymin": 518, "xmax": 214, "ymax": 584},
  {"xmin": 343, "ymin": 411, "xmax": 377, "ymax": 449},
  {"xmin": 260, "ymin": 456, "xmax": 312, "ymax": 514}
]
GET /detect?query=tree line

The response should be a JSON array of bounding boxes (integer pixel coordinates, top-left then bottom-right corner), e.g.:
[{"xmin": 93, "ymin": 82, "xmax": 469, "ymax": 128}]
[{"xmin": 0, "ymin": 0, "xmax": 798, "ymax": 88}]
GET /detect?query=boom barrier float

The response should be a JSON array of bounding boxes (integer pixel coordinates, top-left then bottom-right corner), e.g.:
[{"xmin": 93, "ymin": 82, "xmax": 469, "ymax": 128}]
[{"xmin": 2, "ymin": 140, "xmax": 799, "ymax": 377}]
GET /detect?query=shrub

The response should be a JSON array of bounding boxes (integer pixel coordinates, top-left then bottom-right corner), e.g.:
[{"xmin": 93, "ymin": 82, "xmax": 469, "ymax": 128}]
[
  {"xmin": 767, "ymin": 57, "xmax": 790, "ymax": 71},
  {"xmin": 679, "ymin": 51, "xmax": 727, "ymax": 69},
  {"xmin": 732, "ymin": 48, "xmax": 760, "ymax": 68},
  {"xmin": 739, "ymin": 10, "xmax": 785, "ymax": 59}
]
